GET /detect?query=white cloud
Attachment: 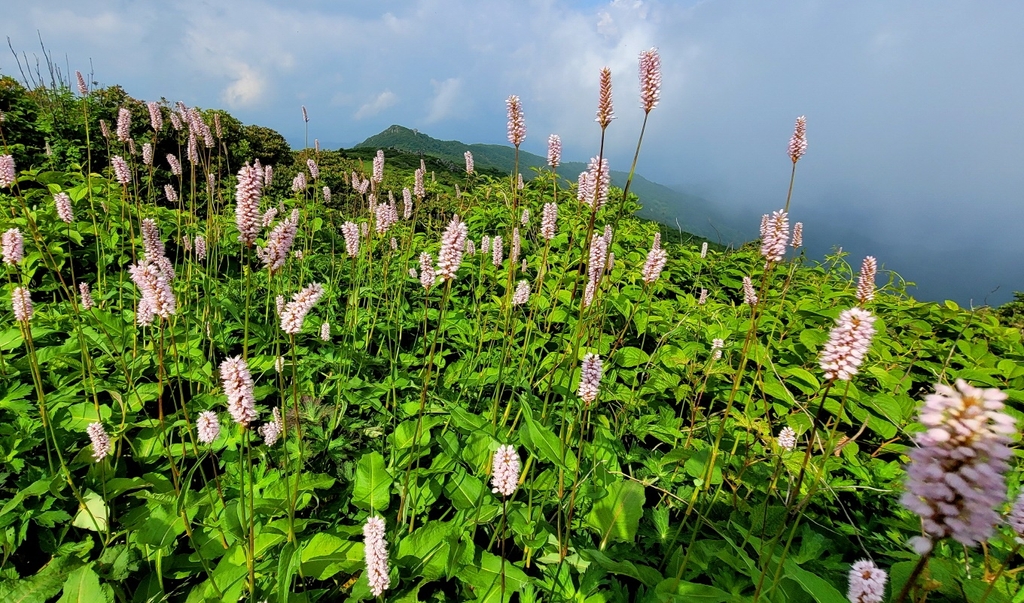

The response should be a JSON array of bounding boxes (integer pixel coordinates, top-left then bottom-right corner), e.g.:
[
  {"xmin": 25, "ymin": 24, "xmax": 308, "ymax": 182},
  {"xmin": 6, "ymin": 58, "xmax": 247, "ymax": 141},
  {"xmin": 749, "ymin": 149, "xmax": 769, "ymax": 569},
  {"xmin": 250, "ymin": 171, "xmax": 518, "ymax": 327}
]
[
  {"xmin": 221, "ymin": 62, "xmax": 266, "ymax": 108},
  {"xmin": 425, "ymin": 78, "xmax": 462, "ymax": 124},
  {"xmin": 355, "ymin": 90, "xmax": 398, "ymax": 119}
]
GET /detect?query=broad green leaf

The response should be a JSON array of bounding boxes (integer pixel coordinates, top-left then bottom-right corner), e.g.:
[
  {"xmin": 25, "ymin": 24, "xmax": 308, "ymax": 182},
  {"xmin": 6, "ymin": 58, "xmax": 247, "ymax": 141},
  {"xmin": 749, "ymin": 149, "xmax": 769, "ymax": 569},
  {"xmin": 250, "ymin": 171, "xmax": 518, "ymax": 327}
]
[
  {"xmin": 353, "ymin": 451, "xmax": 393, "ymax": 511},
  {"xmin": 654, "ymin": 578, "xmax": 737, "ymax": 602},
  {"xmin": 456, "ymin": 549, "xmax": 529, "ymax": 601},
  {"xmin": 581, "ymin": 549, "xmax": 662, "ymax": 586},
  {"xmin": 397, "ymin": 521, "xmax": 452, "ymax": 582},
  {"xmin": 0, "ymin": 556, "xmax": 83, "ymax": 603},
  {"xmin": 782, "ymin": 559, "xmax": 846, "ymax": 603},
  {"xmin": 134, "ymin": 504, "xmax": 185, "ymax": 548},
  {"xmin": 586, "ymin": 479, "xmax": 645, "ymax": 548},
  {"xmin": 521, "ymin": 413, "xmax": 576, "ymax": 471},
  {"xmin": 300, "ymin": 532, "xmax": 364, "ymax": 580},
  {"xmin": 72, "ymin": 490, "xmax": 108, "ymax": 532},
  {"xmin": 614, "ymin": 346, "xmax": 649, "ymax": 368},
  {"xmin": 57, "ymin": 565, "xmax": 109, "ymax": 603}
]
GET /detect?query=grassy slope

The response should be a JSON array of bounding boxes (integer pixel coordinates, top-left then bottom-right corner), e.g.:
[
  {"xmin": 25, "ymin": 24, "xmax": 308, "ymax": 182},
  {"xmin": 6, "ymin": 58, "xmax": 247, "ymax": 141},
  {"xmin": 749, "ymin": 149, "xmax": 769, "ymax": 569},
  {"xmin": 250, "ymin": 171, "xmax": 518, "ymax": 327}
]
[{"xmin": 356, "ymin": 125, "xmax": 746, "ymax": 244}]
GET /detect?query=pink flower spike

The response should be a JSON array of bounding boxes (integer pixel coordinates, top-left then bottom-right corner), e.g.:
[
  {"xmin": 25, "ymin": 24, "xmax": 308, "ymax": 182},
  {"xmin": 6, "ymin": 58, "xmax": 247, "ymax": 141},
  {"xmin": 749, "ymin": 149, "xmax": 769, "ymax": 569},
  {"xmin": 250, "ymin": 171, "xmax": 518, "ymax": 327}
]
[
  {"xmin": 280, "ymin": 283, "xmax": 325, "ymax": 334},
  {"xmin": 857, "ymin": 256, "xmax": 877, "ymax": 304},
  {"xmin": 166, "ymin": 154, "xmax": 181, "ymax": 176},
  {"xmin": 578, "ymin": 353, "xmax": 603, "ymax": 405},
  {"xmin": 547, "ymin": 134, "xmax": 562, "ymax": 169},
  {"xmin": 638, "ymin": 48, "xmax": 661, "ymax": 113},
  {"xmin": 512, "ymin": 280, "xmax": 530, "ymax": 306},
  {"xmin": 147, "ymin": 101, "xmax": 163, "ymax": 132},
  {"xmin": 76, "ymin": 71, "xmax": 88, "ymax": 96},
  {"xmin": 541, "ymin": 202, "xmax": 558, "ymax": 240},
  {"xmin": 234, "ymin": 164, "xmax": 263, "ymax": 246},
  {"xmin": 2, "ymin": 228, "xmax": 24, "ymax": 265},
  {"xmin": 789, "ymin": 116, "xmax": 807, "ymax": 163},
  {"xmin": 363, "ymin": 516, "xmax": 391, "ymax": 597},
  {"xmin": 742, "ymin": 276, "xmax": 758, "ymax": 306},
  {"xmin": 78, "ymin": 282, "xmax": 94, "ymax": 310},
  {"xmin": 760, "ymin": 210, "xmax": 789, "ymax": 263},
  {"xmin": 819, "ymin": 307, "xmax": 876, "ymax": 381},
  {"xmin": 491, "ymin": 444, "xmax": 521, "ymax": 497},
  {"xmin": 642, "ymin": 232, "xmax": 668, "ymax": 284},
  {"xmin": 436, "ymin": 215, "xmax": 468, "ymax": 281},
  {"xmin": 116, "ymin": 107, "xmax": 131, "ymax": 142},
  {"xmin": 0, "ymin": 155, "xmax": 15, "ymax": 188},
  {"xmin": 791, "ymin": 222, "xmax": 803, "ymax": 248},
  {"xmin": 197, "ymin": 411, "xmax": 220, "ymax": 444},
  {"xmin": 900, "ymin": 380, "xmax": 1016, "ymax": 549},
  {"xmin": 596, "ymin": 67, "xmax": 614, "ymax": 128},
  {"xmin": 11, "ymin": 286, "xmax": 32, "ymax": 323},
  {"xmin": 506, "ymin": 95, "xmax": 526, "ymax": 146},
  {"xmin": 847, "ymin": 560, "xmax": 887, "ymax": 603},
  {"xmin": 220, "ymin": 356, "xmax": 257, "ymax": 426},
  {"xmin": 419, "ymin": 252, "xmax": 436, "ymax": 290},
  {"xmin": 87, "ymin": 422, "xmax": 112, "ymax": 462},
  {"xmin": 111, "ymin": 156, "xmax": 131, "ymax": 185}
]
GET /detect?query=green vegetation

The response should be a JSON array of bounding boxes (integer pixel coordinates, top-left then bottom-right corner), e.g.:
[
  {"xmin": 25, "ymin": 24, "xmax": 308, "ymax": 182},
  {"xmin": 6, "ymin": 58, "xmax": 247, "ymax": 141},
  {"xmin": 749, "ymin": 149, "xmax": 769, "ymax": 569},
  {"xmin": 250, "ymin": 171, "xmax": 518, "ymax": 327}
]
[
  {"xmin": 0, "ymin": 75, "xmax": 1022, "ymax": 603},
  {"xmin": 358, "ymin": 125, "xmax": 745, "ymax": 244}
]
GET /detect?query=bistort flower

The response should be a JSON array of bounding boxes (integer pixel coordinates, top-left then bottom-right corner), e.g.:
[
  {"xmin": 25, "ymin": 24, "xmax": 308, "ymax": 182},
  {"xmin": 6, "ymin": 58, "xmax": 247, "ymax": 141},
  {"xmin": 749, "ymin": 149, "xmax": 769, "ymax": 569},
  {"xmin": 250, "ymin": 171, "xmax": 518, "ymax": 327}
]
[
  {"xmin": 363, "ymin": 516, "xmax": 391, "ymax": 597},
  {"xmin": 596, "ymin": 67, "xmax": 615, "ymax": 128},
  {"xmin": 280, "ymin": 283, "xmax": 325, "ymax": 334},
  {"xmin": 506, "ymin": 95, "xmax": 525, "ymax": 146},
  {"xmin": 789, "ymin": 116, "xmax": 807, "ymax": 163},
  {"xmin": 777, "ymin": 426, "xmax": 797, "ymax": 451},
  {"xmin": 88, "ymin": 422, "xmax": 112, "ymax": 462},
  {"xmin": 547, "ymin": 134, "xmax": 561, "ymax": 168},
  {"xmin": 642, "ymin": 232, "xmax": 668, "ymax": 284},
  {"xmin": 491, "ymin": 444, "xmax": 521, "ymax": 497},
  {"xmin": 197, "ymin": 411, "xmax": 220, "ymax": 444},
  {"xmin": 819, "ymin": 307, "xmax": 876, "ymax": 381},
  {"xmin": 11, "ymin": 286, "xmax": 32, "ymax": 323},
  {"xmin": 220, "ymin": 356, "xmax": 257, "ymax": 426},
  {"xmin": 436, "ymin": 215, "xmax": 468, "ymax": 281},
  {"xmin": 2, "ymin": 228, "xmax": 24, "ymax": 265},
  {"xmin": 856, "ymin": 256, "xmax": 877, "ymax": 304},
  {"xmin": 512, "ymin": 280, "xmax": 530, "ymax": 306},
  {"xmin": 259, "ymin": 407, "xmax": 283, "ymax": 446},
  {"xmin": 847, "ymin": 560, "xmax": 887, "ymax": 603},
  {"xmin": 638, "ymin": 48, "xmax": 661, "ymax": 113},
  {"xmin": 578, "ymin": 353, "xmax": 603, "ymax": 405},
  {"xmin": 900, "ymin": 380, "xmax": 1016, "ymax": 550}
]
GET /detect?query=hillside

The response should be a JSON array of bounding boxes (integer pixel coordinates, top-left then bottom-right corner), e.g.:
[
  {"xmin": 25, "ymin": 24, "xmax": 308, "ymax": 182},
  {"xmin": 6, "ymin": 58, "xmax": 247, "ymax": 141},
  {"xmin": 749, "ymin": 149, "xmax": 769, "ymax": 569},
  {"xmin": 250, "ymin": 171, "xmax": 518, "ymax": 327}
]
[{"xmin": 358, "ymin": 125, "xmax": 746, "ymax": 244}]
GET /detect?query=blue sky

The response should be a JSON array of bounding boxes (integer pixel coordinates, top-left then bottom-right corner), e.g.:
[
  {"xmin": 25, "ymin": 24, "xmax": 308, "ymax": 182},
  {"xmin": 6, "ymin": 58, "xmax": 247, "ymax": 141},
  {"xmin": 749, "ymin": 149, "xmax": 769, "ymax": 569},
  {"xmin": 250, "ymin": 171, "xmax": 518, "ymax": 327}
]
[{"xmin": 2, "ymin": 0, "xmax": 1023, "ymax": 304}]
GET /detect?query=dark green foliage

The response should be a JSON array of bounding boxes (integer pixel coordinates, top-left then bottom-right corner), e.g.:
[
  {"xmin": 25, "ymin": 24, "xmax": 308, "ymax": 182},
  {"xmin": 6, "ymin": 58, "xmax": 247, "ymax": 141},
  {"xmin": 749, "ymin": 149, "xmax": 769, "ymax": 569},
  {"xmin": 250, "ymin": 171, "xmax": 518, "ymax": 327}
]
[{"xmin": 0, "ymin": 82, "xmax": 1021, "ymax": 603}]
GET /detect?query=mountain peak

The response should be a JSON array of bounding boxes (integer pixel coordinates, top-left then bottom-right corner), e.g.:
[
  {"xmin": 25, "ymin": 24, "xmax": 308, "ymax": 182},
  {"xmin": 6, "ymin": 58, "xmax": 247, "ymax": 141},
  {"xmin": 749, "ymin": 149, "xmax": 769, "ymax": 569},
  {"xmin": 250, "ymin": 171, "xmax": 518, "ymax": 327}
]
[{"xmin": 356, "ymin": 125, "xmax": 744, "ymax": 244}]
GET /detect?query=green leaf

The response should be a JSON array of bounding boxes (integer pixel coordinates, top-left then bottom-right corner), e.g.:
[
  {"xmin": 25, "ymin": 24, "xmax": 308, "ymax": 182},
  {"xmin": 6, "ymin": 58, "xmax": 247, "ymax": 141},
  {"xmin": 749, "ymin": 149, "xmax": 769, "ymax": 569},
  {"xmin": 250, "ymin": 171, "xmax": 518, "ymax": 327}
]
[
  {"xmin": 456, "ymin": 549, "xmax": 529, "ymax": 601},
  {"xmin": 782, "ymin": 559, "xmax": 846, "ymax": 603},
  {"xmin": 300, "ymin": 532, "xmax": 363, "ymax": 580},
  {"xmin": 586, "ymin": 479, "xmax": 645, "ymax": 548},
  {"xmin": 353, "ymin": 451, "xmax": 393, "ymax": 511},
  {"xmin": 57, "ymin": 565, "xmax": 109, "ymax": 603},
  {"xmin": 72, "ymin": 490, "xmax": 108, "ymax": 532},
  {"xmin": 614, "ymin": 346, "xmax": 649, "ymax": 368},
  {"xmin": 580, "ymin": 549, "xmax": 662, "ymax": 586},
  {"xmin": 654, "ymin": 578, "xmax": 737, "ymax": 602},
  {"xmin": 397, "ymin": 521, "xmax": 452, "ymax": 582},
  {"xmin": 134, "ymin": 504, "xmax": 185, "ymax": 548},
  {"xmin": 0, "ymin": 556, "xmax": 84, "ymax": 603},
  {"xmin": 521, "ymin": 413, "xmax": 576, "ymax": 471}
]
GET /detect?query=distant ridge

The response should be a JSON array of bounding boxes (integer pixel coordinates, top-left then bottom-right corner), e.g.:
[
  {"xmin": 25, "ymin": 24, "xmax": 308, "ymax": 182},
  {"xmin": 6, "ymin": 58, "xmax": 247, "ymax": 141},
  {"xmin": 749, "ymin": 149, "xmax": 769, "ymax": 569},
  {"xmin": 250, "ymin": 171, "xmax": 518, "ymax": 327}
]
[{"xmin": 357, "ymin": 125, "xmax": 746, "ymax": 244}]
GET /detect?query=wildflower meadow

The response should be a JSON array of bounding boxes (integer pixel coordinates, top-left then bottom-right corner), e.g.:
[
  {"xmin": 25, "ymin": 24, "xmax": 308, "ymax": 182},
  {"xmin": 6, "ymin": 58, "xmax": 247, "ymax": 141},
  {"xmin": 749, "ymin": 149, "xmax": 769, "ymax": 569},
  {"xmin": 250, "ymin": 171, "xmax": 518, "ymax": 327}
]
[{"xmin": 0, "ymin": 50, "xmax": 1022, "ymax": 603}]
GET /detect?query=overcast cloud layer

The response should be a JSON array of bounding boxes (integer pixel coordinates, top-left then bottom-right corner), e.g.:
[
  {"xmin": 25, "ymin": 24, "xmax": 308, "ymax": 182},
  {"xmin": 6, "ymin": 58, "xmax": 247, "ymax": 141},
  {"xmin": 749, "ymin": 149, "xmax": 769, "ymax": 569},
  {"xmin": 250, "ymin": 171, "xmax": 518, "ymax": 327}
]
[{"xmin": 2, "ymin": 0, "xmax": 1022, "ymax": 304}]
